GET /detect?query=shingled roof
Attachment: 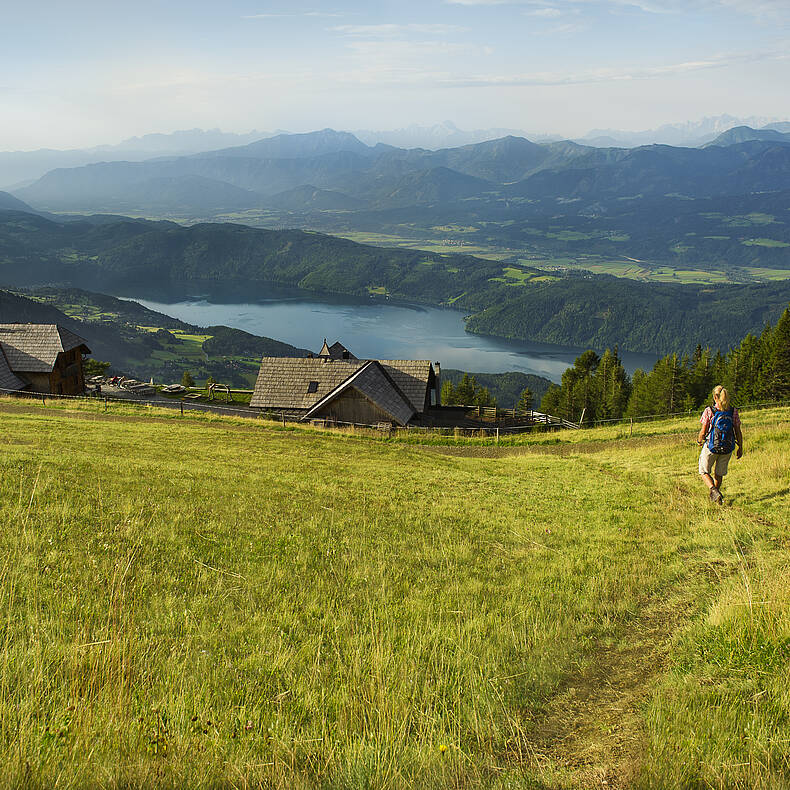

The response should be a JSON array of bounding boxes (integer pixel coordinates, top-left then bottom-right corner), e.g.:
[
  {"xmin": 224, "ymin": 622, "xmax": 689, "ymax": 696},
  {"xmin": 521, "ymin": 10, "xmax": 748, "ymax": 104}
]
[
  {"xmin": 250, "ymin": 357, "xmax": 367, "ymax": 410},
  {"xmin": 0, "ymin": 324, "xmax": 91, "ymax": 373},
  {"xmin": 303, "ymin": 361, "xmax": 416, "ymax": 426},
  {"xmin": 378, "ymin": 361, "xmax": 433, "ymax": 413},
  {"xmin": 250, "ymin": 338, "xmax": 436, "ymax": 424},
  {"xmin": 318, "ymin": 339, "xmax": 356, "ymax": 359},
  {"xmin": 0, "ymin": 345, "xmax": 26, "ymax": 392}
]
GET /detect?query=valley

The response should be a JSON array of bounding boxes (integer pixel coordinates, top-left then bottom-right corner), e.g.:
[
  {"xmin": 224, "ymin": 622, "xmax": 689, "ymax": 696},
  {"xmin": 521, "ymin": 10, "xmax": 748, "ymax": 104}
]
[
  {"xmin": 10, "ymin": 127, "xmax": 790, "ymax": 288},
  {"xmin": 2, "ymin": 207, "xmax": 789, "ymax": 359}
]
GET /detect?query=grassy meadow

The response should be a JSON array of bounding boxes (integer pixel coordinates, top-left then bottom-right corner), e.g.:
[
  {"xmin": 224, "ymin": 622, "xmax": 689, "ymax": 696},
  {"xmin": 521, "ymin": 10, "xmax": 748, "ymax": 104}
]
[{"xmin": 1, "ymin": 398, "xmax": 789, "ymax": 788}]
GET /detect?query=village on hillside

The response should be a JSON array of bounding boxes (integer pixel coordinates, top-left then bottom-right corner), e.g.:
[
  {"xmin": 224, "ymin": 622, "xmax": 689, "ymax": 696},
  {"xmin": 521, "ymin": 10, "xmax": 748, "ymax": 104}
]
[{"xmin": 0, "ymin": 323, "xmax": 570, "ymax": 432}]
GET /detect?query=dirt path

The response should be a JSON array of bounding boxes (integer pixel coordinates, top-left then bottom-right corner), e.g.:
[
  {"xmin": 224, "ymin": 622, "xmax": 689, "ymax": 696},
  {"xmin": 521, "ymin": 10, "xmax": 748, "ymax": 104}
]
[
  {"xmin": 518, "ymin": 458, "xmax": 693, "ymax": 787},
  {"xmin": 516, "ymin": 453, "xmax": 778, "ymax": 788},
  {"xmin": 526, "ymin": 595, "xmax": 685, "ymax": 788},
  {"xmin": 419, "ymin": 432, "xmax": 689, "ymax": 459}
]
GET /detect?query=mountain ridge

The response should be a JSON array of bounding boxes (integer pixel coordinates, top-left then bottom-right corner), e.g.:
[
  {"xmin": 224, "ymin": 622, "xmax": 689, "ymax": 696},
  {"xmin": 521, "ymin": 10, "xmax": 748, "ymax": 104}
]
[
  {"xmin": 16, "ymin": 128, "xmax": 790, "ymax": 216},
  {"xmin": 1, "ymin": 208, "xmax": 789, "ymax": 356}
]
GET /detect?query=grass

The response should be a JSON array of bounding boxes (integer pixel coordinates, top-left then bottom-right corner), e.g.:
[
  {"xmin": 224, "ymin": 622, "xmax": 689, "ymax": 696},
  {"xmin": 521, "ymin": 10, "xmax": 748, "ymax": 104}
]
[
  {"xmin": 742, "ymin": 238, "xmax": 790, "ymax": 249},
  {"xmin": 743, "ymin": 267, "xmax": 790, "ymax": 281},
  {"xmin": 1, "ymin": 398, "xmax": 789, "ymax": 788}
]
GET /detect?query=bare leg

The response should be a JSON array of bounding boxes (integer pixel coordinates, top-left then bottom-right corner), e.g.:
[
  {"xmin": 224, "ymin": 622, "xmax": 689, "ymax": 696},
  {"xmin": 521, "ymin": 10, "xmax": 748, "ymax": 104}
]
[
  {"xmin": 714, "ymin": 474, "xmax": 723, "ymax": 491},
  {"xmin": 702, "ymin": 473, "xmax": 723, "ymax": 503}
]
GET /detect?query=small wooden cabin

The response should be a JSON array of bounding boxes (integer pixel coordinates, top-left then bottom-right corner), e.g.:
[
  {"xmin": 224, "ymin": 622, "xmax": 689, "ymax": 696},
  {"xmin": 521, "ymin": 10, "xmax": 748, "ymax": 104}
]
[
  {"xmin": 0, "ymin": 324, "xmax": 91, "ymax": 395},
  {"xmin": 250, "ymin": 341, "xmax": 441, "ymax": 426}
]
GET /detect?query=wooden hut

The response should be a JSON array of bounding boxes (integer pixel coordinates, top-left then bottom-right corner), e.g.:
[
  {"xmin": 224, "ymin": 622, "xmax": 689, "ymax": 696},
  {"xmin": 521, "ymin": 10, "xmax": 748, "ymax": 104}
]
[
  {"xmin": 250, "ymin": 341, "xmax": 440, "ymax": 426},
  {"xmin": 0, "ymin": 324, "xmax": 91, "ymax": 395}
]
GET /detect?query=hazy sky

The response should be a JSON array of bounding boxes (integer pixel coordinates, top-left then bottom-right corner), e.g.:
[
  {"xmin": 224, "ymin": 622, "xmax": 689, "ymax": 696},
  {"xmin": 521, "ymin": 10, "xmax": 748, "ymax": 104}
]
[{"xmin": 2, "ymin": 0, "xmax": 790, "ymax": 149}]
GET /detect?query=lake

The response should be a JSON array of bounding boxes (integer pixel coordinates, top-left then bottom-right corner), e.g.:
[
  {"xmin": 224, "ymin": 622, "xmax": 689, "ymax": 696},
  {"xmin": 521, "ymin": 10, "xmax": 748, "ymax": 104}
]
[{"xmin": 122, "ymin": 283, "xmax": 657, "ymax": 383}]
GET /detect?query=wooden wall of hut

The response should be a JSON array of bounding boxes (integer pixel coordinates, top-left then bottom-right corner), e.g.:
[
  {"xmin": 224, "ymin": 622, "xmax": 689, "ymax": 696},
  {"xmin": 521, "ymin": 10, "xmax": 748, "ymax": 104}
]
[{"xmin": 314, "ymin": 389, "xmax": 395, "ymax": 426}]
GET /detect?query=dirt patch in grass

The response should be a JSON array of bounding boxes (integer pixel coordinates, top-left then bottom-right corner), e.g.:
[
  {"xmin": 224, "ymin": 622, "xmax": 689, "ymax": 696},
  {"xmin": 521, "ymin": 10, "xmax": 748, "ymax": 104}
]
[
  {"xmin": 421, "ymin": 433, "xmax": 688, "ymax": 459},
  {"xmin": 528, "ymin": 597, "xmax": 686, "ymax": 788}
]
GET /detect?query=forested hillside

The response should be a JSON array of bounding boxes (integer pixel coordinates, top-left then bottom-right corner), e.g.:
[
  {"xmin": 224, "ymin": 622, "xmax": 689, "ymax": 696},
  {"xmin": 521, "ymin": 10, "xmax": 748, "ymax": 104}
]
[
  {"xmin": 2, "ymin": 209, "xmax": 789, "ymax": 355},
  {"xmin": 541, "ymin": 306, "xmax": 790, "ymax": 423}
]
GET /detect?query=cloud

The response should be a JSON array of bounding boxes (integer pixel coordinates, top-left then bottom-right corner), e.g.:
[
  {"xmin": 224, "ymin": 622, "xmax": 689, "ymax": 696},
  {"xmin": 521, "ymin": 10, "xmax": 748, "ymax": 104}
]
[
  {"xmin": 445, "ymin": 0, "xmax": 519, "ymax": 4},
  {"xmin": 331, "ymin": 23, "xmax": 468, "ymax": 36},
  {"xmin": 342, "ymin": 39, "xmax": 472, "ymax": 61},
  {"xmin": 540, "ymin": 21, "xmax": 587, "ymax": 32},
  {"xmin": 243, "ymin": 11, "xmax": 344, "ymax": 19},
  {"xmin": 441, "ymin": 50, "xmax": 782, "ymax": 87},
  {"xmin": 446, "ymin": 0, "xmax": 790, "ymax": 17},
  {"xmin": 717, "ymin": 0, "xmax": 790, "ymax": 20},
  {"xmin": 525, "ymin": 7, "xmax": 564, "ymax": 17}
]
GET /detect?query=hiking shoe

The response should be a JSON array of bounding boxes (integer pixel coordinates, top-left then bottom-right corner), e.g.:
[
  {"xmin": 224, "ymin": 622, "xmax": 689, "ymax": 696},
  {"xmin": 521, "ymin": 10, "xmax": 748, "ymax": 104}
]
[{"xmin": 709, "ymin": 488, "xmax": 723, "ymax": 505}]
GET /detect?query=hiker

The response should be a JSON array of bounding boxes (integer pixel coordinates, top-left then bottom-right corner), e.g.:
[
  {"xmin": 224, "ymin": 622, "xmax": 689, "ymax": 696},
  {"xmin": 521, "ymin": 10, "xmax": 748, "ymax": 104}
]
[{"xmin": 697, "ymin": 385, "xmax": 743, "ymax": 504}]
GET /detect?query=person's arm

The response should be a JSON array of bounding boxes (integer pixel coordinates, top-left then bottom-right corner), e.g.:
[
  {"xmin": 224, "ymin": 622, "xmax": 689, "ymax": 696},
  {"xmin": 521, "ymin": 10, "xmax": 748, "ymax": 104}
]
[
  {"xmin": 735, "ymin": 424, "xmax": 744, "ymax": 458},
  {"xmin": 698, "ymin": 408, "xmax": 710, "ymax": 446}
]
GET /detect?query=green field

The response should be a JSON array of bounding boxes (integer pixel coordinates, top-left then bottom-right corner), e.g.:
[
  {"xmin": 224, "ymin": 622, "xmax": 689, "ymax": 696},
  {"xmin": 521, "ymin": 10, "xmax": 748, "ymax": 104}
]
[
  {"xmin": 742, "ymin": 238, "xmax": 790, "ymax": 249},
  {"xmin": 307, "ymin": 228, "xmax": 790, "ymax": 285},
  {"xmin": 2, "ymin": 398, "xmax": 789, "ymax": 788}
]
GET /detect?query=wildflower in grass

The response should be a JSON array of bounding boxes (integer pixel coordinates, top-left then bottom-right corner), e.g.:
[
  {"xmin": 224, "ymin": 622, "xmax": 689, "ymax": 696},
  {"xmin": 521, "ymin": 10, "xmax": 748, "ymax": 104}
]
[{"xmin": 439, "ymin": 744, "xmax": 447, "ymax": 754}]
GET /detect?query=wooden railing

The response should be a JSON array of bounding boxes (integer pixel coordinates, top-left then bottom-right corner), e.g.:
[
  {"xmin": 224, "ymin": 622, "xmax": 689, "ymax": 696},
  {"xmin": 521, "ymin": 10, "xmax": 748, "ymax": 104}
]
[{"xmin": 469, "ymin": 405, "xmax": 579, "ymax": 429}]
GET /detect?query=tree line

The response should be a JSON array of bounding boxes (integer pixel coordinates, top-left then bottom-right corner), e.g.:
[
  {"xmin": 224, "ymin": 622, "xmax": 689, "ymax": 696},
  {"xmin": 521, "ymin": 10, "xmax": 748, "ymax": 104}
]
[{"xmin": 540, "ymin": 305, "xmax": 790, "ymax": 424}]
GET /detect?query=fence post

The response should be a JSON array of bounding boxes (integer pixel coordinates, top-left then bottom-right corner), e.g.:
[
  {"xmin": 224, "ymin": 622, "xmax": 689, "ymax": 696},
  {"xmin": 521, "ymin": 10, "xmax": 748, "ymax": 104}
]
[
  {"xmin": 282, "ymin": 411, "xmax": 286, "ymax": 428},
  {"xmin": 104, "ymin": 396, "xmax": 108, "ymax": 412},
  {"xmin": 630, "ymin": 417, "xmax": 633, "ymax": 437},
  {"xmin": 496, "ymin": 427, "xmax": 500, "ymax": 444},
  {"xmin": 180, "ymin": 399, "xmax": 184, "ymax": 416}
]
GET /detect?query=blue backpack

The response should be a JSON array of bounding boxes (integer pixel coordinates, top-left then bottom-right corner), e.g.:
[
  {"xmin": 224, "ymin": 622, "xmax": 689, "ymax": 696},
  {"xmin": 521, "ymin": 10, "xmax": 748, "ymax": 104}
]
[{"xmin": 707, "ymin": 408, "xmax": 735, "ymax": 454}]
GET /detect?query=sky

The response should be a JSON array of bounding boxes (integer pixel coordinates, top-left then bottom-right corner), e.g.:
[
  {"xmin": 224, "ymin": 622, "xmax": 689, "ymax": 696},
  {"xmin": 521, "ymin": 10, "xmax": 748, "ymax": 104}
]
[{"xmin": 2, "ymin": 0, "xmax": 790, "ymax": 150}]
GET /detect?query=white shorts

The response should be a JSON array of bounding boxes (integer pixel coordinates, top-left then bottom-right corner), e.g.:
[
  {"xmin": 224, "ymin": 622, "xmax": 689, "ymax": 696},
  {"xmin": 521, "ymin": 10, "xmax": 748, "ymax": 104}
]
[{"xmin": 699, "ymin": 444, "xmax": 732, "ymax": 477}]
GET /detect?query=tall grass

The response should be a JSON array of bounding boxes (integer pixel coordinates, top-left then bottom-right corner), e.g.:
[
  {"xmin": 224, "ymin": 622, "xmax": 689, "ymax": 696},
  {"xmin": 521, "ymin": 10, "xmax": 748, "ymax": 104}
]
[{"xmin": 0, "ymin": 402, "xmax": 788, "ymax": 787}]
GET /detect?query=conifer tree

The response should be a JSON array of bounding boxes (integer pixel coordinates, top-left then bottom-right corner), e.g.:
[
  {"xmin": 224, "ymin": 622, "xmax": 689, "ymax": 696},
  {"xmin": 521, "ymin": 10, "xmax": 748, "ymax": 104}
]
[
  {"xmin": 474, "ymin": 386, "xmax": 497, "ymax": 407},
  {"xmin": 455, "ymin": 374, "xmax": 477, "ymax": 405},
  {"xmin": 770, "ymin": 307, "xmax": 790, "ymax": 399},
  {"xmin": 625, "ymin": 369, "xmax": 651, "ymax": 418},
  {"xmin": 540, "ymin": 384, "xmax": 562, "ymax": 417},
  {"xmin": 754, "ymin": 323, "xmax": 776, "ymax": 401},
  {"xmin": 440, "ymin": 379, "xmax": 456, "ymax": 405},
  {"xmin": 687, "ymin": 346, "xmax": 713, "ymax": 407},
  {"xmin": 594, "ymin": 347, "xmax": 630, "ymax": 419},
  {"xmin": 517, "ymin": 387, "xmax": 534, "ymax": 413}
]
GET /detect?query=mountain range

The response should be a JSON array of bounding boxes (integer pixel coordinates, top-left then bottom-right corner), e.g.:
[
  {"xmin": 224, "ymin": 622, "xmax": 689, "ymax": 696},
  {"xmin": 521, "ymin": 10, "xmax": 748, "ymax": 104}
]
[
  {"xmin": 0, "ymin": 128, "xmax": 274, "ymax": 189},
  {"xmin": 4, "ymin": 116, "xmax": 788, "ymax": 189},
  {"xmin": 5, "ymin": 124, "xmax": 790, "ymax": 278},
  {"xmin": 15, "ymin": 127, "xmax": 790, "ymax": 214},
  {"xmin": 579, "ymin": 115, "xmax": 789, "ymax": 148}
]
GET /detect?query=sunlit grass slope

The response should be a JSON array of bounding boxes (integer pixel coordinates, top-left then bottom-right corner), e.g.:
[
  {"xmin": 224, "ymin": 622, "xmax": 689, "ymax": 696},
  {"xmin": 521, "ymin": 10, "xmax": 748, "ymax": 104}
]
[{"xmin": 1, "ymin": 400, "xmax": 788, "ymax": 788}]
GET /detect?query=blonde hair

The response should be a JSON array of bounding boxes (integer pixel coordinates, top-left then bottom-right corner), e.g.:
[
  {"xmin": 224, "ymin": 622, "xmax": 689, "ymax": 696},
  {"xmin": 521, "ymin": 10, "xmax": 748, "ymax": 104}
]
[{"xmin": 713, "ymin": 385, "xmax": 730, "ymax": 410}]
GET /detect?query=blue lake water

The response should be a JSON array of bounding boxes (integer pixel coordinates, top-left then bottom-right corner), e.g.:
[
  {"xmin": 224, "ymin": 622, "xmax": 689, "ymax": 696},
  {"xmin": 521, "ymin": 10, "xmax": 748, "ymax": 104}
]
[{"xmin": 123, "ymin": 283, "xmax": 657, "ymax": 383}]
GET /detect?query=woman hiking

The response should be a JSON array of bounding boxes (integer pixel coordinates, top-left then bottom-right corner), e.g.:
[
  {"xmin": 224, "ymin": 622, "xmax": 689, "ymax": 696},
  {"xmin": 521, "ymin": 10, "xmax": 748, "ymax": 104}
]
[{"xmin": 697, "ymin": 385, "xmax": 743, "ymax": 504}]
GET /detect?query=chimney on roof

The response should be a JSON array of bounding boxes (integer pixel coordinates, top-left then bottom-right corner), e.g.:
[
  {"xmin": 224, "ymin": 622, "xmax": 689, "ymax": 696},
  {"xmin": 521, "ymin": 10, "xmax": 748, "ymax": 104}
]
[{"xmin": 434, "ymin": 362, "xmax": 441, "ymax": 407}]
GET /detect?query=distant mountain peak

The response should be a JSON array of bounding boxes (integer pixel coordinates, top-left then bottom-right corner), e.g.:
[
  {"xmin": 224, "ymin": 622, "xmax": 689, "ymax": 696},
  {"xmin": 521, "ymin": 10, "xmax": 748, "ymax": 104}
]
[
  {"xmin": 706, "ymin": 125, "xmax": 790, "ymax": 147},
  {"xmin": 579, "ymin": 114, "xmax": 789, "ymax": 148},
  {"xmin": 199, "ymin": 128, "xmax": 369, "ymax": 160}
]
